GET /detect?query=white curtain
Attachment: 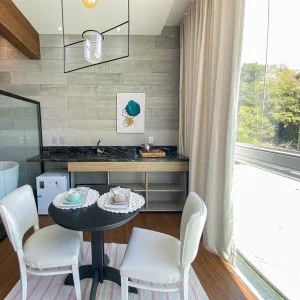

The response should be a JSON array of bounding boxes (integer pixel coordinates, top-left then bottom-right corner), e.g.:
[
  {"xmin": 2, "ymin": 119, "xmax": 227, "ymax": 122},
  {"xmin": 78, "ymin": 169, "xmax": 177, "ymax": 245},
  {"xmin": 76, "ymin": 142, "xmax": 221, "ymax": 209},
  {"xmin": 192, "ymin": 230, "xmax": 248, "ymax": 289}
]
[{"xmin": 179, "ymin": 0, "xmax": 245, "ymax": 265}]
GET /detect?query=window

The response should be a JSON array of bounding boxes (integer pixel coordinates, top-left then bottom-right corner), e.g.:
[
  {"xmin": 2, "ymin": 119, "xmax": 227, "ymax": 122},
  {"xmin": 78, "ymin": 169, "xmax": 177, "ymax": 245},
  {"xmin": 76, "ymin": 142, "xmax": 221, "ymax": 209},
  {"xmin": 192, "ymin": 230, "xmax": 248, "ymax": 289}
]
[
  {"xmin": 237, "ymin": 0, "xmax": 300, "ymax": 152},
  {"xmin": 233, "ymin": 163, "xmax": 300, "ymax": 299},
  {"xmin": 234, "ymin": 1, "xmax": 300, "ymax": 299}
]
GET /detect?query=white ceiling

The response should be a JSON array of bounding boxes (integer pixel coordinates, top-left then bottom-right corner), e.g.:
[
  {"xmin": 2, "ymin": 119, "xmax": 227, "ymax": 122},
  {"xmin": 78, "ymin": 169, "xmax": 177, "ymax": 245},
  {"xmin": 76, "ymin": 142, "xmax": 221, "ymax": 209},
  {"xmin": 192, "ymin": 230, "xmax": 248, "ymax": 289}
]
[
  {"xmin": 166, "ymin": 0, "xmax": 191, "ymax": 25},
  {"xmin": 12, "ymin": 0, "xmax": 192, "ymax": 35}
]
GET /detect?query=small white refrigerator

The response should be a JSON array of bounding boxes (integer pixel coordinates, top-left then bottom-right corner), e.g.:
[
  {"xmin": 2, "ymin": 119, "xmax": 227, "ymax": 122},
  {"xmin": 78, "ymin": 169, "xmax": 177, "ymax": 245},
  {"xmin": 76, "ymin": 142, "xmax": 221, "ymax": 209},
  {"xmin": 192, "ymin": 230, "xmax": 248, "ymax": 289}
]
[{"xmin": 36, "ymin": 169, "xmax": 70, "ymax": 215}]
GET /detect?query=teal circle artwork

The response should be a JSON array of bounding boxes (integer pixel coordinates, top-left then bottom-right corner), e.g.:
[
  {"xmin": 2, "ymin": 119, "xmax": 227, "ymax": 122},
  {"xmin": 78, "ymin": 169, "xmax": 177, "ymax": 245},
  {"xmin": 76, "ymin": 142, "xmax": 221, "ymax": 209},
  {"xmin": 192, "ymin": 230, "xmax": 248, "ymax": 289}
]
[{"xmin": 125, "ymin": 100, "xmax": 141, "ymax": 117}]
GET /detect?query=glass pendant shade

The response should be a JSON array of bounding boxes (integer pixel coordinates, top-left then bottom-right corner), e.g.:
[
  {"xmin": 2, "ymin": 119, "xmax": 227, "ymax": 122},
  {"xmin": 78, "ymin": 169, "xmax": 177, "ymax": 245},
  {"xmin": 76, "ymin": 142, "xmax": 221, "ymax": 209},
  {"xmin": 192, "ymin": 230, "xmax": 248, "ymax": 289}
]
[
  {"xmin": 82, "ymin": 30, "xmax": 103, "ymax": 64},
  {"xmin": 82, "ymin": 0, "xmax": 98, "ymax": 8}
]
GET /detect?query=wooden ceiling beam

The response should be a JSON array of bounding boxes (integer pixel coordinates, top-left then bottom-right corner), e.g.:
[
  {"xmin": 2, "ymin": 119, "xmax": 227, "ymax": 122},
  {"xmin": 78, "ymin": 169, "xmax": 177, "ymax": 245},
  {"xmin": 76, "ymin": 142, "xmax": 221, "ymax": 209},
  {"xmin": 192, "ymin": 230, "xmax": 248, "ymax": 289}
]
[{"xmin": 0, "ymin": 0, "xmax": 40, "ymax": 59}]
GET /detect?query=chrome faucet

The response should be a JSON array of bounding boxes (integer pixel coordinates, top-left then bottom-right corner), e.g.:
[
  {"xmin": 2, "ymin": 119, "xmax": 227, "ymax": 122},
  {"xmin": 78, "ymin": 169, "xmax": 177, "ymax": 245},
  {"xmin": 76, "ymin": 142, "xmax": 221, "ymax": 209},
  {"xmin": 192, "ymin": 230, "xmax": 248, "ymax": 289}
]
[{"xmin": 97, "ymin": 138, "xmax": 105, "ymax": 154}]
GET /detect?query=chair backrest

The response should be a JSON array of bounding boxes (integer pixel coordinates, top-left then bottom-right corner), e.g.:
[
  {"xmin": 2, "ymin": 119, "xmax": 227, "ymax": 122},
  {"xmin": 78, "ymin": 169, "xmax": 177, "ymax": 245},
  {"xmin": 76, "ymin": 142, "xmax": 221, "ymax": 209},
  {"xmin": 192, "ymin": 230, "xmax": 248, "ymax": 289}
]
[
  {"xmin": 180, "ymin": 192, "xmax": 207, "ymax": 268},
  {"xmin": 0, "ymin": 185, "xmax": 39, "ymax": 251}
]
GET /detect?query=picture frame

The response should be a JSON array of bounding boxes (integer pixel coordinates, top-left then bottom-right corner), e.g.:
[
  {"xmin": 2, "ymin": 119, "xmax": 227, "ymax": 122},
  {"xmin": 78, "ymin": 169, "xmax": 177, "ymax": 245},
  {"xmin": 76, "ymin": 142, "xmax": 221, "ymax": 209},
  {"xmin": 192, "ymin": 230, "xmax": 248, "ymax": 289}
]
[{"xmin": 117, "ymin": 93, "xmax": 145, "ymax": 134}]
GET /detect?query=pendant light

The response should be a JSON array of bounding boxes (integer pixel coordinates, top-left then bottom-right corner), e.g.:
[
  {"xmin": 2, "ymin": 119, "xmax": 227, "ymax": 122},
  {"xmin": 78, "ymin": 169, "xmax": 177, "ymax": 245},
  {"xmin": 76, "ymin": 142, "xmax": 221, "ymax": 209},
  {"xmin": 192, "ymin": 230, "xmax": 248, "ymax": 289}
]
[
  {"xmin": 82, "ymin": 0, "xmax": 98, "ymax": 9},
  {"xmin": 82, "ymin": 0, "xmax": 101, "ymax": 63},
  {"xmin": 61, "ymin": 0, "xmax": 130, "ymax": 73},
  {"xmin": 82, "ymin": 30, "xmax": 104, "ymax": 64}
]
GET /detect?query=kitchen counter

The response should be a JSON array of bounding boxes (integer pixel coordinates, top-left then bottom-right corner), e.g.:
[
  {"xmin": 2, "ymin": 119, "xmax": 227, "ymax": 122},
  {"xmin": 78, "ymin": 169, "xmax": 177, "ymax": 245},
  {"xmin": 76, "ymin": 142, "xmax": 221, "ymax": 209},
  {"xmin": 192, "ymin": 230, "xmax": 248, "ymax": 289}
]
[
  {"xmin": 28, "ymin": 146, "xmax": 189, "ymax": 212},
  {"xmin": 27, "ymin": 146, "xmax": 189, "ymax": 163}
]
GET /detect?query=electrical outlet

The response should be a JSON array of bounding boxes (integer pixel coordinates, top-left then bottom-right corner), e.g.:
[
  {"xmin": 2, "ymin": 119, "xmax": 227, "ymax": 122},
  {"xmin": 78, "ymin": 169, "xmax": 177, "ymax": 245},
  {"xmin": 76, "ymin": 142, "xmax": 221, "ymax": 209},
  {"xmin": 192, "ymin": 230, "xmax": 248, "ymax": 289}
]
[
  {"xmin": 59, "ymin": 137, "xmax": 65, "ymax": 144},
  {"xmin": 52, "ymin": 137, "xmax": 57, "ymax": 144},
  {"xmin": 19, "ymin": 137, "xmax": 24, "ymax": 144},
  {"xmin": 26, "ymin": 136, "xmax": 32, "ymax": 144},
  {"xmin": 149, "ymin": 136, "xmax": 154, "ymax": 144}
]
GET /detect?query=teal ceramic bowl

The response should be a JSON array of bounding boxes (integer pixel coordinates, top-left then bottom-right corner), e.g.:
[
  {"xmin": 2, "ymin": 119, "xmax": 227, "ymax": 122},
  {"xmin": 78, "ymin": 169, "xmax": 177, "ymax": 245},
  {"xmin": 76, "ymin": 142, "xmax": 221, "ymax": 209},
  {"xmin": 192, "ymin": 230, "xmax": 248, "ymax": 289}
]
[{"xmin": 67, "ymin": 191, "xmax": 81, "ymax": 202}]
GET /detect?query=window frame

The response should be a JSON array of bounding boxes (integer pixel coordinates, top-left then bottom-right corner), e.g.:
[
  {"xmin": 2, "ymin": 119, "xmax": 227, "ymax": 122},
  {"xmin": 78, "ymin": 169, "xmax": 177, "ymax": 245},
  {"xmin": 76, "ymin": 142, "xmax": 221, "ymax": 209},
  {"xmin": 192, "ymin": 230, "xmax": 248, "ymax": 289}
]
[{"xmin": 235, "ymin": 143, "xmax": 300, "ymax": 181}]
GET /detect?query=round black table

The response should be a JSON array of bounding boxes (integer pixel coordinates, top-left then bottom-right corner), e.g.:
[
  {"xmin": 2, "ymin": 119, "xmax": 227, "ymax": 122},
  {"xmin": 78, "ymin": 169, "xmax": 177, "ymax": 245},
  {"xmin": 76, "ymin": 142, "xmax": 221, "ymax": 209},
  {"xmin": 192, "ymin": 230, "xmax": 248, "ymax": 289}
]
[{"xmin": 48, "ymin": 185, "xmax": 140, "ymax": 300}]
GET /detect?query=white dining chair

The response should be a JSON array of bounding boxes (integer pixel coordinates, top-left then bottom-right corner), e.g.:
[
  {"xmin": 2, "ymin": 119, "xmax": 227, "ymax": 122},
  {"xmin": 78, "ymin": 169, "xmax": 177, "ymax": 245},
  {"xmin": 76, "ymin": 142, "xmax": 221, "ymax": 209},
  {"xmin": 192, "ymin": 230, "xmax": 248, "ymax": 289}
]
[
  {"xmin": 0, "ymin": 185, "xmax": 84, "ymax": 300},
  {"xmin": 120, "ymin": 192, "xmax": 207, "ymax": 300}
]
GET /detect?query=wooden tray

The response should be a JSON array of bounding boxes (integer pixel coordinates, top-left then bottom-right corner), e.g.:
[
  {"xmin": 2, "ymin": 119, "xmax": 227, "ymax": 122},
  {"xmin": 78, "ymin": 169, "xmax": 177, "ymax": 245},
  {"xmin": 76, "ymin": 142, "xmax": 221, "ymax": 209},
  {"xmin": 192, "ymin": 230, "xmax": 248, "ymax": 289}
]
[{"xmin": 139, "ymin": 149, "xmax": 166, "ymax": 158}]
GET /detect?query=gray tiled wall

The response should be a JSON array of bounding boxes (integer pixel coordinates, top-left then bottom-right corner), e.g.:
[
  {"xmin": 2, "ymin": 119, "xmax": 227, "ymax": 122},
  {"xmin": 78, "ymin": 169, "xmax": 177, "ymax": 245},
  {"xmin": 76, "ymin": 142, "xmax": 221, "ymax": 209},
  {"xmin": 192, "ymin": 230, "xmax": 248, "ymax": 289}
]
[{"xmin": 0, "ymin": 26, "xmax": 180, "ymax": 146}]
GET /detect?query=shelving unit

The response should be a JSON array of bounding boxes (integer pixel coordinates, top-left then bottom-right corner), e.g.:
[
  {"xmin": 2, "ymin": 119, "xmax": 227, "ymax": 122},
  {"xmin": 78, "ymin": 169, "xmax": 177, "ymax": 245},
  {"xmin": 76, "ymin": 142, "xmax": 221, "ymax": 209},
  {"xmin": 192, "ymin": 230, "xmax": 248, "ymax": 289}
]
[
  {"xmin": 108, "ymin": 171, "xmax": 188, "ymax": 212},
  {"xmin": 69, "ymin": 161, "xmax": 189, "ymax": 212}
]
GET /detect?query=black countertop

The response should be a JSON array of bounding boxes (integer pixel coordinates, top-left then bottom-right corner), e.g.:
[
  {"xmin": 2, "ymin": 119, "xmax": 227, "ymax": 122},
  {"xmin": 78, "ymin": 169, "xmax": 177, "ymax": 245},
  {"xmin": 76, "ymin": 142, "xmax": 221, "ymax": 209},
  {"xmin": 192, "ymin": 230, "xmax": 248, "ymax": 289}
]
[{"xmin": 27, "ymin": 146, "xmax": 189, "ymax": 163}]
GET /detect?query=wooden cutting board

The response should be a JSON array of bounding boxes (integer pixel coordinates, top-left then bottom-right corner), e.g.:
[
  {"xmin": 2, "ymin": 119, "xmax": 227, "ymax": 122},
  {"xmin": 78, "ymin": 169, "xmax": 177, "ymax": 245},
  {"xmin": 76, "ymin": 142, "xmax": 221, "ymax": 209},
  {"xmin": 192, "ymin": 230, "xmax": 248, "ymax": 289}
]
[{"xmin": 139, "ymin": 148, "xmax": 166, "ymax": 158}]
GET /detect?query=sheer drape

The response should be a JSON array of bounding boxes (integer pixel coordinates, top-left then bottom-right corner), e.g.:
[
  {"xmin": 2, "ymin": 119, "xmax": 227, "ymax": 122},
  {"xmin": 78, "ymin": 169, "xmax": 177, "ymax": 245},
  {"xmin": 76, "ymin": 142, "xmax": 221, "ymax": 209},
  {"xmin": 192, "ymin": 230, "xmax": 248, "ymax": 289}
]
[{"xmin": 179, "ymin": 0, "xmax": 245, "ymax": 264}]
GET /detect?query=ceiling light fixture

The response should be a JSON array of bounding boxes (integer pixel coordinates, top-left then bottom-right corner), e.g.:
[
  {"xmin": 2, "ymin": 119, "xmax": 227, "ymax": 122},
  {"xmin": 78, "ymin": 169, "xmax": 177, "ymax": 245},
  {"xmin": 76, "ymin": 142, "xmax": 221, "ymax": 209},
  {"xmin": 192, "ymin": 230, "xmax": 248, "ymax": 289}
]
[
  {"xmin": 82, "ymin": 30, "xmax": 104, "ymax": 64},
  {"xmin": 82, "ymin": 0, "xmax": 98, "ymax": 9},
  {"xmin": 61, "ymin": 0, "xmax": 130, "ymax": 73}
]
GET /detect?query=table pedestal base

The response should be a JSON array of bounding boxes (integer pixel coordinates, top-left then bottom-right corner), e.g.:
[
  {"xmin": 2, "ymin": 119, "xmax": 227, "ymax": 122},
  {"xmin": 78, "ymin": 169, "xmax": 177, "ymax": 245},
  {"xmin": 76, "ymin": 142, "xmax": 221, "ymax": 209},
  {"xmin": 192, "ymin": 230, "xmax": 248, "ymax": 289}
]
[{"xmin": 64, "ymin": 232, "xmax": 137, "ymax": 300}]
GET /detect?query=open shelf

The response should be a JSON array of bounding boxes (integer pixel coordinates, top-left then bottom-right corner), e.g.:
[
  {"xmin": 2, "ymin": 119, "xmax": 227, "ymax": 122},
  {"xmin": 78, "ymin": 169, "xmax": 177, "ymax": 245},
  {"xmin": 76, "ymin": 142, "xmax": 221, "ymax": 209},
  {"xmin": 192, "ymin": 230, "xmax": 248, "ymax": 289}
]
[
  {"xmin": 147, "ymin": 201, "xmax": 184, "ymax": 212},
  {"xmin": 110, "ymin": 183, "xmax": 146, "ymax": 192},
  {"xmin": 106, "ymin": 170, "xmax": 188, "ymax": 212},
  {"xmin": 148, "ymin": 183, "xmax": 185, "ymax": 192}
]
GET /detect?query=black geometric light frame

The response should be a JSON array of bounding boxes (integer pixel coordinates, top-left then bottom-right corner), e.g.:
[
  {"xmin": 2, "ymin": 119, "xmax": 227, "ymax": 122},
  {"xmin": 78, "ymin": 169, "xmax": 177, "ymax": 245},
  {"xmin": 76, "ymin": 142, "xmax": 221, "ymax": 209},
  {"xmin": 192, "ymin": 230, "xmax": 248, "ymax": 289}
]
[{"xmin": 61, "ymin": 0, "xmax": 130, "ymax": 73}]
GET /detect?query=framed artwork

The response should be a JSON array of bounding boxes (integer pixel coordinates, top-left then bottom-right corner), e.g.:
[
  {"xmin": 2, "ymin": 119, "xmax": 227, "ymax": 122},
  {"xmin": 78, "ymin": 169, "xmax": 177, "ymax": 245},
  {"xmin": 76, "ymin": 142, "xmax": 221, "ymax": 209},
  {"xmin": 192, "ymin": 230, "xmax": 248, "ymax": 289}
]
[{"xmin": 117, "ymin": 93, "xmax": 145, "ymax": 133}]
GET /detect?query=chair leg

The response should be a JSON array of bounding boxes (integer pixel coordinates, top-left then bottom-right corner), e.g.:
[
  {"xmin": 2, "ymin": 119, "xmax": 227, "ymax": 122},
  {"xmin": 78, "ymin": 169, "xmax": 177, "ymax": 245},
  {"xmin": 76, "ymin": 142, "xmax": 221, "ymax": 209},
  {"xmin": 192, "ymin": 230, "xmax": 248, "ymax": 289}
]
[
  {"xmin": 17, "ymin": 251, "xmax": 27, "ymax": 300},
  {"xmin": 180, "ymin": 267, "xmax": 189, "ymax": 300},
  {"xmin": 79, "ymin": 232, "xmax": 84, "ymax": 265},
  {"xmin": 121, "ymin": 275, "xmax": 129, "ymax": 300},
  {"xmin": 20, "ymin": 264, "xmax": 27, "ymax": 300},
  {"xmin": 72, "ymin": 265, "xmax": 82, "ymax": 300}
]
